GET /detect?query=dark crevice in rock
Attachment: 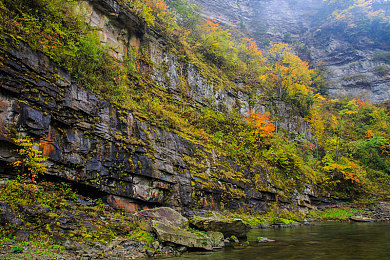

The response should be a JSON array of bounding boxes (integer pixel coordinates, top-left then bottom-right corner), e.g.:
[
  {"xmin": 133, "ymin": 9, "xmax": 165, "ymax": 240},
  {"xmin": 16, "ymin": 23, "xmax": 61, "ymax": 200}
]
[{"xmin": 41, "ymin": 174, "xmax": 108, "ymax": 200}]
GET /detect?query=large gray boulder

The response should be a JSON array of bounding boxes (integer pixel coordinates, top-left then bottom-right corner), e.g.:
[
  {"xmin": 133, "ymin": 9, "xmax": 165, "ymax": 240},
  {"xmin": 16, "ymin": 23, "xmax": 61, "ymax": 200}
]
[
  {"xmin": 136, "ymin": 207, "xmax": 189, "ymax": 229},
  {"xmin": 350, "ymin": 216, "xmax": 375, "ymax": 222},
  {"xmin": 152, "ymin": 221, "xmax": 213, "ymax": 250},
  {"xmin": 136, "ymin": 207, "xmax": 224, "ymax": 250},
  {"xmin": 191, "ymin": 216, "xmax": 250, "ymax": 239}
]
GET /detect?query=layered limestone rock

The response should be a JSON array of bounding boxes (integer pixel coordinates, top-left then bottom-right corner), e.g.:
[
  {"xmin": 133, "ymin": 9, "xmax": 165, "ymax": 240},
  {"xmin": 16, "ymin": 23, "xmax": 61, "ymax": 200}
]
[
  {"xmin": 191, "ymin": 0, "xmax": 390, "ymax": 103},
  {"xmin": 0, "ymin": 0, "xmax": 317, "ymax": 215}
]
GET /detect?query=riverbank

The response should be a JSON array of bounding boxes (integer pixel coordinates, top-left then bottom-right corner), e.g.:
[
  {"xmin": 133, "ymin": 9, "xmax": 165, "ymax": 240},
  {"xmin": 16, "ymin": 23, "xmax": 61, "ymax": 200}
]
[{"xmin": 1, "ymin": 179, "xmax": 389, "ymax": 260}]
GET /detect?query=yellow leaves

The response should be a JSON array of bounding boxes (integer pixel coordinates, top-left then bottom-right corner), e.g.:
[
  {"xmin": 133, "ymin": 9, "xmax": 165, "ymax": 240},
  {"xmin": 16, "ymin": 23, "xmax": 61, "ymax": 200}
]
[
  {"xmin": 333, "ymin": 11, "xmax": 346, "ymax": 20},
  {"xmin": 212, "ymin": 41, "xmax": 221, "ymax": 47},
  {"xmin": 322, "ymin": 162, "xmax": 349, "ymax": 173},
  {"xmin": 309, "ymin": 108, "xmax": 325, "ymax": 144},
  {"xmin": 267, "ymin": 42, "xmax": 291, "ymax": 57},
  {"xmin": 120, "ymin": 0, "xmax": 175, "ymax": 30},
  {"xmin": 197, "ymin": 18, "xmax": 242, "ymax": 69},
  {"xmin": 259, "ymin": 74, "xmax": 267, "ymax": 82},
  {"xmin": 346, "ymin": 110, "xmax": 357, "ymax": 115},
  {"xmin": 11, "ymin": 136, "xmax": 48, "ymax": 181},
  {"xmin": 322, "ymin": 159, "xmax": 361, "ymax": 184},
  {"xmin": 355, "ymin": 0, "xmax": 372, "ymax": 8},
  {"xmin": 331, "ymin": 115, "xmax": 338, "ymax": 126},
  {"xmin": 281, "ymin": 53, "xmax": 313, "ymax": 86},
  {"xmin": 261, "ymin": 43, "xmax": 314, "ymax": 106},
  {"xmin": 315, "ymin": 93, "xmax": 327, "ymax": 102}
]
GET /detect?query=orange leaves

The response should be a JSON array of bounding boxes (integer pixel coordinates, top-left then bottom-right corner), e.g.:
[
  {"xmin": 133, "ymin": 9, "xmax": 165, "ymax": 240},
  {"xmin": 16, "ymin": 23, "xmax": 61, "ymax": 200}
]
[
  {"xmin": 146, "ymin": 0, "xmax": 168, "ymax": 14},
  {"xmin": 323, "ymin": 161, "xmax": 361, "ymax": 184},
  {"xmin": 12, "ymin": 160, "xmax": 22, "ymax": 167},
  {"xmin": 345, "ymin": 172, "xmax": 360, "ymax": 183},
  {"xmin": 204, "ymin": 19, "xmax": 222, "ymax": 32},
  {"xmin": 381, "ymin": 144, "xmax": 390, "ymax": 156},
  {"xmin": 355, "ymin": 98, "xmax": 376, "ymax": 112},
  {"xmin": 199, "ymin": 19, "xmax": 232, "ymax": 44},
  {"xmin": 242, "ymin": 37, "xmax": 262, "ymax": 57},
  {"xmin": 247, "ymin": 111, "xmax": 275, "ymax": 138}
]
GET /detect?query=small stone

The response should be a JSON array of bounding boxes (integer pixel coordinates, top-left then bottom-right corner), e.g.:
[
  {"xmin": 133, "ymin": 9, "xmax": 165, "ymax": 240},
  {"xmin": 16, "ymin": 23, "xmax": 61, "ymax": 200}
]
[
  {"xmin": 258, "ymin": 223, "xmax": 271, "ymax": 229},
  {"xmin": 64, "ymin": 240, "xmax": 84, "ymax": 251},
  {"xmin": 14, "ymin": 230, "xmax": 30, "ymax": 241},
  {"xmin": 151, "ymin": 241, "xmax": 160, "ymax": 250},
  {"xmin": 104, "ymin": 237, "xmax": 126, "ymax": 253},
  {"xmin": 257, "ymin": 237, "xmax": 275, "ymax": 243},
  {"xmin": 350, "ymin": 216, "xmax": 375, "ymax": 222},
  {"xmin": 177, "ymin": 246, "xmax": 187, "ymax": 252},
  {"xmin": 77, "ymin": 198, "xmax": 93, "ymax": 206},
  {"xmin": 58, "ymin": 217, "xmax": 68, "ymax": 224},
  {"xmin": 146, "ymin": 249, "xmax": 155, "ymax": 257}
]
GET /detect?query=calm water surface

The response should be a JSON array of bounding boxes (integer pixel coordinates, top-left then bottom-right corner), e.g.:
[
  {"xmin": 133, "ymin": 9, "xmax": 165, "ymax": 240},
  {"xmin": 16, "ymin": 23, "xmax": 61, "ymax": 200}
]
[{"xmin": 164, "ymin": 222, "xmax": 390, "ymax": 260}]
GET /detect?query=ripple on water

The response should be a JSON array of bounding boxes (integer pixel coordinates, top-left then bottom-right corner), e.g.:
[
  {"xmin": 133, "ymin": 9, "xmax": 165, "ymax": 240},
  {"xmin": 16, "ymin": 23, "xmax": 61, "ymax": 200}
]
[{"xmin": 164, "ymin": 222, "xmax": 390, "ymax": 260}]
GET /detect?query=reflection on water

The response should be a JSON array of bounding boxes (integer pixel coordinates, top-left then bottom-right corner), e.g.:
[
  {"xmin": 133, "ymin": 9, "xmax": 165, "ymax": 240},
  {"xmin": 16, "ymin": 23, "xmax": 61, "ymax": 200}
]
[{"xmin": 164, "ymin": 222, "xmax": 390, "ymax": 260}]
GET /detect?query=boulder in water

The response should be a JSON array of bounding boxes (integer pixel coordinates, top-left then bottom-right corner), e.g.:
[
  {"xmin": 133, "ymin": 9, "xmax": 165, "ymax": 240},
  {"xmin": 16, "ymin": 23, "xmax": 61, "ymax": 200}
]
[
  {"xmin": 136, "ymin": 207, "xmax": 189, "ymax": 229},
  {"xmin": 152, "ymin": 221, "xmax": 213, "ymax": 250},
  {"xmin": 190, "ymin": 216, "xmax": 250, "ymax": 238},
  {"xmin": 350, "ymin": 216, "xmax": 375, "ymax": 222}
]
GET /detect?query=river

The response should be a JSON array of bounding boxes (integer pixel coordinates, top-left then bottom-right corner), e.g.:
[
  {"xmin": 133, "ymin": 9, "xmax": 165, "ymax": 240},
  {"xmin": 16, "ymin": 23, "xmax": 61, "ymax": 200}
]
[{"xmin": 163, "ymin": 222, "xmax": 390, "ymax": 260}]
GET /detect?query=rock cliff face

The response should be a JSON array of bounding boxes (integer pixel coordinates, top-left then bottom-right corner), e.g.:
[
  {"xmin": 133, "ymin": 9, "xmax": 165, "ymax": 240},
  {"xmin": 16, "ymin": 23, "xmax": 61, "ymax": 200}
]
[
  {"xmin": 0, "ymin": 0, "xmax": 316, "ymax": 215},
  {"xmin": 191, "ymin": 0, "xmax": 390, "ymax": 103}
]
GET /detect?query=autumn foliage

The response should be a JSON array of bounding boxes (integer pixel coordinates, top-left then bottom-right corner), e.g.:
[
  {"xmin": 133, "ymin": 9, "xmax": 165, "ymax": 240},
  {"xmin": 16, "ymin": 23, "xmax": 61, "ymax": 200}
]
[
  {"xmin": 242, "ymin": 37, "xmax": 263, "ymax": 57},
  {"xmin": 3, "ymin": 0, "xmax": 390, "ymax": 199},
  {"xmin": 247, "ymin": 111, "xmax": 275, "ymax": 138},
  {"xmin": 12, "ymin": 136, "xmax": 48, "ymax": 183}
]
